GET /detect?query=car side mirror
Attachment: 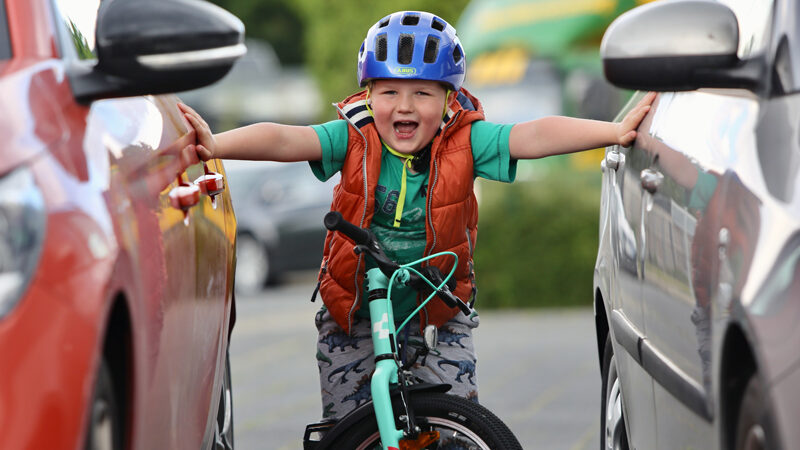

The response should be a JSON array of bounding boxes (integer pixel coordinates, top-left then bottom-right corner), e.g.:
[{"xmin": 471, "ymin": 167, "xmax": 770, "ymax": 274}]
[
  {"xmin": 69, "ymin": 0, "xmax": 245, "ymax": 102},
  {"xmin": 600, "ymin": 0, "xmax": 761, "ymax": 92}
]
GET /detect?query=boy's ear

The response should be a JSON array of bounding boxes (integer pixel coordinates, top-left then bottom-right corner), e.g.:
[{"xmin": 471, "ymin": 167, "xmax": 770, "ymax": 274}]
[{"xmin": 447, "ymin": 89, "xmax": 458, "ymax": 106}]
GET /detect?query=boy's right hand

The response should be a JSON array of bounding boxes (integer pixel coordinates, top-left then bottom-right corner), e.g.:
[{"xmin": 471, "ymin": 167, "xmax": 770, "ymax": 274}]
[{"xmin": 178, "ymin": 102, "xmax": 216, "ymax": 161}]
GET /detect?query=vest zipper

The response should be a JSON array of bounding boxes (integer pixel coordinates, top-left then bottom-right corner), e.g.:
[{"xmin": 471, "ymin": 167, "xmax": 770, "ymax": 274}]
[
  {"xmin": 425, "ymin": 110, "xmax": 461, "ymax": 260},
  {"xmin": 422, "ymin": 111, "xmax": 462, "ymax": 328},
  {"xmin": 465, "ymin": 227, "xmax": 474, "ymax": 256},
  {"xmin": 335, "ymin": 102, "xmax": 369, "ymax": 334}
]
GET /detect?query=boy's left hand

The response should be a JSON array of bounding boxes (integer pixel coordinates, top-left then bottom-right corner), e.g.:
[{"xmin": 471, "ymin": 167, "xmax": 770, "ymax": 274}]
[{"xmin": 617, "ymin": 91, "xmax": 656, "ymax": 147}]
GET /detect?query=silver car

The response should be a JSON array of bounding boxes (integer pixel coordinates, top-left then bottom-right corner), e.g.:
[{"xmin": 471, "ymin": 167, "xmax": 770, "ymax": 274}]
[{"xmin": 594, "ymin": 0, "xmax": 800, "ymax": 449}]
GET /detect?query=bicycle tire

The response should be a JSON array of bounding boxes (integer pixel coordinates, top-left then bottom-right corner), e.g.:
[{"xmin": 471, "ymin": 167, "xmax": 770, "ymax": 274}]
[{"xmin": 328, "ymin": 392, "xmax": 522, "ymax": 450}]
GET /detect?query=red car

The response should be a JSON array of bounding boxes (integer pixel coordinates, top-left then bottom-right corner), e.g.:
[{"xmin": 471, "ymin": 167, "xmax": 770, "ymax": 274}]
[{"xmin": 0, "ymin": 0, "xmax": 243, "ymax": 448}]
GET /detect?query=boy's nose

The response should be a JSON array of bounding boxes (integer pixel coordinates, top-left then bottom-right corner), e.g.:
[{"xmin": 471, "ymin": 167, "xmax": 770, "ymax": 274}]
[{"xmin": 397, "ymin": 92, "xmax": 414, "ymax": 111}]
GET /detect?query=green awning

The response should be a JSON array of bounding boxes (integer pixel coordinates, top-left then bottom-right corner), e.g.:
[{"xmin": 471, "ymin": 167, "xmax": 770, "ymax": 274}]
[{"xmin": 457, "ymin": 0, "xmax": 644, "ymax": 57}]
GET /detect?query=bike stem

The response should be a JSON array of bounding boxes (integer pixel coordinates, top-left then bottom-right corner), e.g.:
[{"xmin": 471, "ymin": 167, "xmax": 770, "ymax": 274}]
[{"xmin": 365, "ymin": 267, "xmax": 404, "ymax": 450}]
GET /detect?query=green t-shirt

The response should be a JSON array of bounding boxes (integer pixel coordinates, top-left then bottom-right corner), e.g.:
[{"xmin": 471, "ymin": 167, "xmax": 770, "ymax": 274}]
[{"xmin": 310, "ymin": 119, "xmax": 517, "ymax": 320}]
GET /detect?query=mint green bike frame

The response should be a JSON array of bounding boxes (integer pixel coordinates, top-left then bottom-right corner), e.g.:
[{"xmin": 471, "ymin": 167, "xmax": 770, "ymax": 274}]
[{"xmin": 363, "ymin": 252, "xmax": 457, "ymax": 450}]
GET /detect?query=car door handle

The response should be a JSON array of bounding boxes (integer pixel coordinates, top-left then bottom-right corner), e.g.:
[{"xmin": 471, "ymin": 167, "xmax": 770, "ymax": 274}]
[
  {"xmin": 194, "ymin": 162, "xmax": 225, "ymax": 208},
  {"xmin": 169, "ymin": 176, "xmax": 201, "ymax": 212},
  {"xmin": 194, "ymin": 172, "xmax": 224, "ymax": 196},
  {"xmin": 605, "ymin": 149, "xmax": 623, "ymax": 171},
  {"xmin": 640, "ymin": 168, "xmax": 664, "ymax": 193}
]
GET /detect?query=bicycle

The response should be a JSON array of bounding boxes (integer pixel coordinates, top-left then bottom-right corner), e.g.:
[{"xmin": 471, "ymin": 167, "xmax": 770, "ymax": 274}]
[{"xmin": 303, "ymin": 211, "xmax": 522, "ymax": 450}]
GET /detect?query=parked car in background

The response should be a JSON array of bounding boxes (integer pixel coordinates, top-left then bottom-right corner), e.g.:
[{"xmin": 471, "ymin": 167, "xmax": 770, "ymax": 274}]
[
  {"xmin": 0, "ymin": 0, "xmax": 242, "ymax": 448},
  {"xmin": 594, "ymin": 0, "xmax": 800, "ymax": 449},
  {"xmin": 225, "ymin": 160, "xmax": 336, "ymax": 293}
]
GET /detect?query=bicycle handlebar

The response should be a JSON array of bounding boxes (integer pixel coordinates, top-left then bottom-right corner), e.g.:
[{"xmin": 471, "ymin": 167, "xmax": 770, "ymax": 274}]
[
  {"xmin": 324, "ymin": 211, "xmax": 372, "ymax": 247},
  {"xmin": 324, "ymin": 211, "xmax": 471, "ymax": 315},
  {"xmin": 324, "ymin": 211, "xmax": 400, "ymax": 276}
]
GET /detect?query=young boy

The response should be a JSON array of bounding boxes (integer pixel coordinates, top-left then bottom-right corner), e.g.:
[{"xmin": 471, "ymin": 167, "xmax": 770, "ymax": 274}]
[{"xmin": 179, "ymin": 10, "xmax": 654, "ymax": 421}]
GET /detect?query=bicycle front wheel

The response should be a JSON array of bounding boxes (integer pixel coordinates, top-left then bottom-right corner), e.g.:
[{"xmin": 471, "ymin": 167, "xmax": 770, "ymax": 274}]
[{"xmin": 329, "ymin": 392, "xmax": 522, "ymax": 450}]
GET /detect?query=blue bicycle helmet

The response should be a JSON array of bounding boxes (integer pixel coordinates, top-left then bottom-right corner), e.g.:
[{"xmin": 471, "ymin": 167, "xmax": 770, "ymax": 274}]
[{"xmin": 357, "ymin": 11, "xmax": 466, "ymax": 91}]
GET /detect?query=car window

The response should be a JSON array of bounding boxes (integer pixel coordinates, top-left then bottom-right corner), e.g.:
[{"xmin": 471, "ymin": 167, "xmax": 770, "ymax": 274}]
[
  {"xmin": 0, "ymin": 0, "xmax": 10, "ymax": 60},
  {"xmin": 52, "ymin": 0, "xmax": 101, "ymax": 60}
]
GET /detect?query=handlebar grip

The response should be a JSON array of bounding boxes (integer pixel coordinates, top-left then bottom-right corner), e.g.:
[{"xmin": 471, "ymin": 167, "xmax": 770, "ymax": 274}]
[
  {"xmin": 455, "ymin": 296, "xmax": 472, "ymax": 315},
  {"xmin": 439, "ymin": 287, "xmax": 472, "ymax": 315},
  {"xmin": 324, "ymin": 211, "xmax": 372, "ymax": 246}
]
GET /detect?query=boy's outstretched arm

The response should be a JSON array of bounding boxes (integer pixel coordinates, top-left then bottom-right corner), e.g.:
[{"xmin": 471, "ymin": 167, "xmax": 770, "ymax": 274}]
[
  {"xmin": 177, "ymin": 103, "xmax": 323, "ymax": 162},
  {"xmin": 509, "ymin": 92, "xmax": 656, "ymax": 160}
]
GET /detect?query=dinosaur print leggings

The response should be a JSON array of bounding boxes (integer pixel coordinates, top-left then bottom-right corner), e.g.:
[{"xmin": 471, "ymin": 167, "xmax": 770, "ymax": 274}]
[{"xmin": 315, "ymin": 306, "xmax": 480, "ymax": 421}]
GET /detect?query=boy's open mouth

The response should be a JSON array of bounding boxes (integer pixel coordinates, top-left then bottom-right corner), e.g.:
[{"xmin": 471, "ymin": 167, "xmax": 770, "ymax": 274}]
[{"xmin": 393, "ymin": 121, "xmax": 418, "ymax": 137}]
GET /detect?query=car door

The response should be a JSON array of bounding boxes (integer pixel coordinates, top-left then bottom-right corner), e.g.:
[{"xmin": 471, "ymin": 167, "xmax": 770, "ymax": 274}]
[
  {"xmin": 636, "ymin": 92, "xmax": 726, "ymax": 449},
  {"xmin": 640, "ymin": 84, "xmax": 765, "ymax": 450},
  {"xmin": 93, "ymin": 95, "xmax": 206, "ymax": 448},
  {"xmin": 52, "ymin": 1, "xmax": 231, "ymax": 447},
  {"xmin": 605, "ymin": 93, "xmax": 658, "ymax": 447},
  {"xmin": 634, "ymin": 0, "xmax": 772, "ymax": 446},
  {"xmin": 183, "ymin": 149, "xmax": 236, "ymax": 444}
]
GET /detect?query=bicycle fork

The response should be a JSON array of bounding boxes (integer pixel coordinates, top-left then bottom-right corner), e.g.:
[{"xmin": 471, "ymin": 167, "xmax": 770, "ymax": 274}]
[{"xmin": 365, "ymin": 268, "xmax": 405, "ymax": 450}]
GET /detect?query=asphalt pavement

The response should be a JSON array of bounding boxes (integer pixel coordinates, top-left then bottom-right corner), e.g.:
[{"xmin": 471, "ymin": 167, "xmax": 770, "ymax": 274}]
[{"xmin": 229, "ymin": 275, "xmax": 600, "ymax": 449}]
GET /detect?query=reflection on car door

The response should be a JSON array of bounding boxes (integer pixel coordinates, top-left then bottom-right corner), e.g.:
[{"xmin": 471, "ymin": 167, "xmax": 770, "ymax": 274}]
[
  {"xmin": 607, "ymin": 93, "xmax": 657, "ymax": 446},
  {"xmin": 184, "ymin": 147, "xmax": 236, "ymax": 442},
  {"xmin": 85, "ymin": 95, "xmax": 215, "ymax": 447},
  {"xmin": 639, "ymin": 92, "xmax": 759, "ymax": 448}
]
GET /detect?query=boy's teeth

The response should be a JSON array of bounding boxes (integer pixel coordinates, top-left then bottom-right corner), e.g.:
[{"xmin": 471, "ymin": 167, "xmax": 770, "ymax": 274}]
[{"xmin": 394, "ymin": 122, "xmax": 417, "ymax": 134}]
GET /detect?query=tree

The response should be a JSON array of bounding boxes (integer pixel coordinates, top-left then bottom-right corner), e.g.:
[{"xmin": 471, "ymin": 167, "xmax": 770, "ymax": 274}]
[{"xmin": 208, "ymin": 0, "xmax": 305, "ymax": 65}]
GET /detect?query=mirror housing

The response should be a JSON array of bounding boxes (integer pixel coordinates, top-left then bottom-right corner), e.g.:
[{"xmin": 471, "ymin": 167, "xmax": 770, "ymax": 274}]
[
  {"xmin": 601, "ymin": 0, "xmax": 762, "ymax": 92},
  {"xmin": 70, "ymin": 0, "xmax": 245, "ymax": 102}
]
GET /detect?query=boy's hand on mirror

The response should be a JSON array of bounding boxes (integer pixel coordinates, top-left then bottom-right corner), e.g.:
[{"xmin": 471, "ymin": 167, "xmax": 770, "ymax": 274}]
[
  {"xmin": 616, "ymin": 91, "xmax": 656, "ymax": 147},
  {"xmin": 178, "ymin": 102, "xmax": 216, "ymax": 161}
]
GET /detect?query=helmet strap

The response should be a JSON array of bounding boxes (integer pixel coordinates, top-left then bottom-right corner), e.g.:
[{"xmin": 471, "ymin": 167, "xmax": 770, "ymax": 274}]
[{"xmin": 365, "ymin": 84, "xmax": 374, "ymax": 117}]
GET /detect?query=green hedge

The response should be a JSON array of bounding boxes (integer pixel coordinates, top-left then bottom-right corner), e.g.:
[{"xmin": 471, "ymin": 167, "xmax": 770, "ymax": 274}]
[{"xmin": 473, "ymin": 167, "xmax": 601, "ymax": 309}]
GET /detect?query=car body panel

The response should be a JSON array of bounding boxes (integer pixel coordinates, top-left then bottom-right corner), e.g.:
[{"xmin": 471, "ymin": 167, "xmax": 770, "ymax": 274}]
[
  {"xmin": 597, "ymin": 94, "xmax": 658, "ymax": 446},
  {"xmin": 0, "ymin": 0, "xmax": 238, "ymax": 448},
  {"xmin": 596, "ymin": 5, "xmax": 800, "ymax": 444},
  {"xmin": 637, "ymin": 92, "xmax": 762, "ymax": 449}
]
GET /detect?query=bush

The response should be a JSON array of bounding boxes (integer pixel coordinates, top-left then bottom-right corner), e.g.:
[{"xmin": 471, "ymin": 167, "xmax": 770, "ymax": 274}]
[{"xmin": 473, "ymin": 168, "xmax": 601, "ymax": 309}]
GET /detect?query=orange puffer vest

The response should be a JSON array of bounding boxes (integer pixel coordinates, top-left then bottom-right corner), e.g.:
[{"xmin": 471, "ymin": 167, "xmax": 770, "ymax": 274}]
[{"xmin": 317, "ymin": 88, "xmax": 485, "ymax": 335}]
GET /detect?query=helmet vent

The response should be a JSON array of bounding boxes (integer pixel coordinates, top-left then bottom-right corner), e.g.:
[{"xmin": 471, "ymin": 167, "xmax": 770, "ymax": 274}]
[
  {"xmin": 401, "ymin": 14, "xmax": 420, "ymax": 26},
  {"xmin": 431, "ymin": 18, "xmax": 445, "ymax": 32},
  {"xmin": 379, "ymin": 18, "xmax": 390, "ymax": 28},
  {"xmin": 423, "ymin": 36, "xmax": 439, "ymax": 63},
  {"xmin": 398, "ymin": 34, "xmax": 414, "ymax": 64},
  {"xmin": 452, "ymin": 45, "xmax": 463, "ymax": 64},
  {"xmin": 376, "ymin": 34, "xmax": 387, "ymax": 61}
]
